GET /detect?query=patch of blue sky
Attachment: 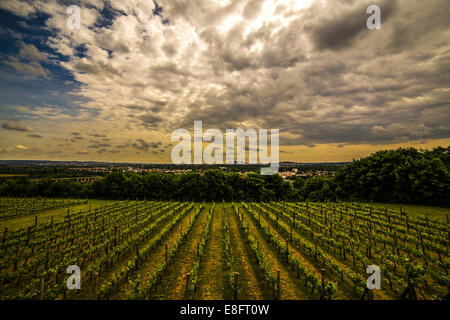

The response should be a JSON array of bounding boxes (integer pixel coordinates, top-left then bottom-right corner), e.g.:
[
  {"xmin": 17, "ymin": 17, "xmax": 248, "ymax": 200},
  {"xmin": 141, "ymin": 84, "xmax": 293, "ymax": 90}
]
[{"xmin": 0, "ymin": 8, "xmax": 91, "ymax": 120}]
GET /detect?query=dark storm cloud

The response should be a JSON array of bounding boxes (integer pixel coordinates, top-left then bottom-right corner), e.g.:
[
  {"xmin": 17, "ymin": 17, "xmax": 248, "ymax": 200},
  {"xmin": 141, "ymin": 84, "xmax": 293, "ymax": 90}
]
[
  {"xmin": 131, "ymin": 139, "xmax": 162, "ymax": 152},
  {"xmin": 87, "ymin": 133, "xmax": 107, "ymax": 138},
  {"xmin": 97, "ymin": 148, "xmax": 120, "ymax": 154},
  {"xmin": 2, "ymin": 122, "xmax": 33, "ymax": 131},
  {"xmin": 307, "ymin": 0, "xmax": 397, "ymax": 50},
  {"xmin": 174, "ymin": 0, "xmax": 449, "ymax": 146},
  {"xmin": 385, "ymin": 0, "xmax": 450, "ymax": 54},
  {"xmin": 139, "ymin": 113, "xmax": 163, "ymax": 129},
  {"xmin": 88, "ymin": 143, "xmax": 112, "ymax": 149},
  {"xmin": 27, "ymin": 134, "xmax": 43, "ymax": 138},
  {"xmin": 1, "ymin": 0, "xmax": 448, "ymax": 152}
]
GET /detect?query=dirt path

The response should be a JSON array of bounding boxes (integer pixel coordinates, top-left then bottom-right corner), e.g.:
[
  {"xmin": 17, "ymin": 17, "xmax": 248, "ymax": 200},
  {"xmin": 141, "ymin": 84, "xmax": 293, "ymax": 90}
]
[
  {"xmin": 152, "ymin": 206, "xmax": 209, "ymax": 300},
  {"xmin": 193, "ymin": 206, "xmax": 230, "ymax": 299},
  {"xmin": 238, "ymin": 205, "xmax": 308, "ymax": 300},
  {"xmin": 228, "ymin": 206, "xmax": 272, "ymax": 299}
]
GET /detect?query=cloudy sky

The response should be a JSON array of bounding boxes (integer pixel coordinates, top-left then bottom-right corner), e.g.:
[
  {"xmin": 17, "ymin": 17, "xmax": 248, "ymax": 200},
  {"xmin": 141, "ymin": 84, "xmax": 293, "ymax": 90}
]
[{"xmin": 0, "ymin": 0, "xmax": 449, "ymax": 163}]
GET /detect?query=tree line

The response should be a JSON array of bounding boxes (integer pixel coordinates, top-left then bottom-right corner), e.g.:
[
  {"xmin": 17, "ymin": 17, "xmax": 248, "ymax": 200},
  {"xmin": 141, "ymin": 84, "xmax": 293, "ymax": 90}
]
[{"xmin": 0, "ymin": 146, "xmax": 448, "ymax": 206}]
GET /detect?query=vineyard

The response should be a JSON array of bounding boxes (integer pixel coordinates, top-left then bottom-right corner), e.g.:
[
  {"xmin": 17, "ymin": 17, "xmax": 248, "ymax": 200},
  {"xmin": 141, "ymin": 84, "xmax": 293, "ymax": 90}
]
[
  {"xmin": 0, "ymin": 198, "xmax": 87, "ymax": 220},
  {"xmin": 0, "ymin": 198, "xmax": 448, "ymax": 300}
]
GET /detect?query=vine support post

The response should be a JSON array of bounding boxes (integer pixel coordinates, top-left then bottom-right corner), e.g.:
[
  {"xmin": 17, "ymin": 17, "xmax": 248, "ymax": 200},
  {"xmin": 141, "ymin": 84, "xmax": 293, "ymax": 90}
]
[
  {"xmin": 419, "ymin": 232, "xmax": 425, "ymax": 256},
  {"xmin": 293, "ymin": 211, "xmax": 296, "ymax": 228},
  {"xmin": 185, "ymin": 273, "xmax": 191, "ymax": 299},
  {"xmin": 92, "ymin": 272, "xmax": 98, "ymax": 299},
  {"xmin": 135, "ymin": 243, "xmax": 139, "ymax": 266},
  {"xmin": 276, "ymin": 270, "xmax": 281, "ymax": 300},
  {"xmin": 39, "ymin": 277, "xmax": 45, "ymax": 300},
  {"xmin": 165, "ymin": 244, "xmax": 168, "ymax": 263},
  {"xmin": 259, "ymin": 205, "xmax": 261, "ymax": 223},
  {"xmin": 233, "ymin": 272, "xmax": 239, "ymax": 300},
  {"xmin": 320, "ymin": 268, "xmax": 325, "ymax": 300},
  {"xmin": 2, "ymin": 227, "xmax": 7, "ymax": 243}
]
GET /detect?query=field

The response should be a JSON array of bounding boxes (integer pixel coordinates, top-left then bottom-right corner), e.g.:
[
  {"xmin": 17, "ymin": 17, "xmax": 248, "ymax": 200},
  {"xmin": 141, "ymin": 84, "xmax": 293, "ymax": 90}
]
[{"xmin": 0, "ymin": 198, "xmax": 448, "ymax": 300}]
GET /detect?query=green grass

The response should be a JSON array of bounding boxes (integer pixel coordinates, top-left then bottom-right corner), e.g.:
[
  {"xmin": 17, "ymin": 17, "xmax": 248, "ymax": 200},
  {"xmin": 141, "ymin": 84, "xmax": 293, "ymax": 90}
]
[
  {"xmin": 370, "ymin": 202, "xmax": 450, "ymax": 221},
  {"xmin": 0, "ymin": 199, "xmax": 116, "ymax": 231}
]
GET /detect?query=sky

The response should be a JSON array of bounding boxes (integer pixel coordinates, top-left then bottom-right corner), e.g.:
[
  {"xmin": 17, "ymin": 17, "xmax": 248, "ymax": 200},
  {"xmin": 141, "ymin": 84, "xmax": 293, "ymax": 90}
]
[{"xmin": 0, "ymin": 0, "xmax": 449, "ymax": 163}]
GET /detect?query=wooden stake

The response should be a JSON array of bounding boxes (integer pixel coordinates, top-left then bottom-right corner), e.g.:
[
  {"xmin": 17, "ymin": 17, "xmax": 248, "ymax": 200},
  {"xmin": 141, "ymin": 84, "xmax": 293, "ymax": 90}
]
[
  {"xmin": 2, "ymin": 227, "xmax": 8, "ymax": 243},
  {"xmin": 234, "ymin": 272, "xmax": 239, "ymax": 300},
  {"xmin": 186, "ymin": 273, "xmax": 191, "ymax": 297},
  {"xmin": 135, "ymin": 244, "xmax": 139, "ymax": 265},
  {"xmin": 290, "ymin": 221, "xmax": 293, "ymax": 240},
  {"xmin": 320, "ymin": 268, "xmax": 325, "ymax": 300},
  {"xmin": 276, "ymin": 270, "xmax": 280, "ymax": 300},
  {"xmin": 93, "ymin": 272, "xmax": 98, "ymax": 299},
  {"xmin": 39, "ymin": 278, "xmax": 45, "ymax": 300}
]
